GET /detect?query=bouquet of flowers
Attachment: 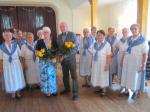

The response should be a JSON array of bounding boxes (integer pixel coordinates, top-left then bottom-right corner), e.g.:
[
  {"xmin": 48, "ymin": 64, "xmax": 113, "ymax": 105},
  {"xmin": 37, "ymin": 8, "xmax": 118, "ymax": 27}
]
[
  {"xmin": 59, "ymin": 41, "xmax": 76, "ymax": 55},
  {"xmin": 36, "ymin": 44, "xmax": 56, "ymax": 62},
  {"xmin": 57, "ymin": 41, "xmax": 76, "ymax": 62}
]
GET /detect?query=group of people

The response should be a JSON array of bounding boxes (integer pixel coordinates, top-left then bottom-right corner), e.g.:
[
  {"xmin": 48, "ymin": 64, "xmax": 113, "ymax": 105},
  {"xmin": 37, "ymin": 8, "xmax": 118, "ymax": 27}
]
[
  {"xmin": 0, "ymin": 22, "xmax": 79, "ymax": 101},
  {"xmin": 79, "ymin": 24, "xmax": 149, "ymax": 100},
  {"xmin": 0, "ymin": 22, "xmax": 149, "ymax": 101}
]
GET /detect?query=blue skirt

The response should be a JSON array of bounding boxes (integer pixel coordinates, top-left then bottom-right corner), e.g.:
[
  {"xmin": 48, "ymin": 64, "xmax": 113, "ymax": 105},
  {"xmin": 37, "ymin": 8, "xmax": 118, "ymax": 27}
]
[{"xmin": 39, "ymin": 61, "xmax": 57, "ymax": 95}]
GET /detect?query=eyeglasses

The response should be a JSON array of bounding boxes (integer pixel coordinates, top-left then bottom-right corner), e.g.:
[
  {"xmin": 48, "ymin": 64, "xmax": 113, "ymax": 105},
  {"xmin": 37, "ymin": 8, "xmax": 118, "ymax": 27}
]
[
  {"xmin": 27, "ymin": 36, "xmax": 33, "ymax": 38},
  {"xmin": 43, "ymin": 31, "xmax": 49, "ymax": 33}
]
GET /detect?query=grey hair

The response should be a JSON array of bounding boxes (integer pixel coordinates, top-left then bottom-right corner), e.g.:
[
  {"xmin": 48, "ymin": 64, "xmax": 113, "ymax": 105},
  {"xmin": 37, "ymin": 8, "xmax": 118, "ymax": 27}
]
[
  {"xmin": 37, "ymin": 30, "xmax": 43, "ymax": 36},
  {"xmin": 130, "ymin": 24, "xmax": 140, "ymax": 30},
  {"xmin": 122, "ymin": 27, "xmax": 129, "ymax": 33},
  {"xmin": 83, "ymin": 28, "xmax": 90, "ymax": 33},
  {"xmin": 60, "ymin": 21, "xmax": 68, "ymax": 27},
  {"xmin": 2, "ymin": 31, "xmax": 12, "ymax": 37},
  {"xmin": 42, "ymin": 26, "xmax": 51, "ymax": 33}
]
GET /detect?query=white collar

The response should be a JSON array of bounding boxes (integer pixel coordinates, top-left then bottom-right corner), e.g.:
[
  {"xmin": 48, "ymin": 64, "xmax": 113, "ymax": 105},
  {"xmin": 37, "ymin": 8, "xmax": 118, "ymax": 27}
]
[
  {"xmin": 90, "ymin": 34, "xmax": 96, "ymax": 38},
  {"xmin": 131, "ymin": 34, "xmax": 140, "ymax": 41},
  {"xmin": 98, "ymin": 40, "xmax": 105, "ymax": 45},
  {"xmin": 27, "ymin": 42, "xmax": 34, "ymax": 47}
]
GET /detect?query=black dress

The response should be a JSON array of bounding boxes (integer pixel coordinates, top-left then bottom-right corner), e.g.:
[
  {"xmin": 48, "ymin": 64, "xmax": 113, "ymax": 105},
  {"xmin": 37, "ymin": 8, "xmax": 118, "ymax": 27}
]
[{"xmin": 35, "ymin": 38, "xmax": 58, "ymax": 51}]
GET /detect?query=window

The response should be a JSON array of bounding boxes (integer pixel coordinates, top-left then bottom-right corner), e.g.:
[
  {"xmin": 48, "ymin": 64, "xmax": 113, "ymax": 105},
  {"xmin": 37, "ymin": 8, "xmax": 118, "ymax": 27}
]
[
  {"xmin": 2, "ymin": 15, "xmax": 12, "ymax": 29},
  {"xmin": 35, "ymin": 15, "xmax": 44, "ymax": 28}
]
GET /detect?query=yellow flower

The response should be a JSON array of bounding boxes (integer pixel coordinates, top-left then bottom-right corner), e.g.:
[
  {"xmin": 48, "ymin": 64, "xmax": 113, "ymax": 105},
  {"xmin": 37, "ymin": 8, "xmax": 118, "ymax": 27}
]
[
  {"xmin": 66, "ymin": 44, "xmax": 71, "ymax": 48},
  {"xmin": 70, "ymin": 42, "xmax": 76, "ymax": 48},
  {"xmin": 65, "ymin": 42, "xmax": 75, "ymax": 48},
  {"xmin": 36, "ymin": 51, "xmax": 43, "ymax": 57},
  {"xmin": 40, "ymin": 48, "xmax": 45, "ymax": 53},
  {"xmin": 65, "ymin": 42, "xmax": 69, "ymax": 46}
]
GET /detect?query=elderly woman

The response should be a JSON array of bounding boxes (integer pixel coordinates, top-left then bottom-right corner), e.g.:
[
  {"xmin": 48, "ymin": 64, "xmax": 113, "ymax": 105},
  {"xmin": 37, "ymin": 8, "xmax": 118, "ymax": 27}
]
[
  {"xmin": 90, "ymin": 26, "xmax": 97, "ymax": 44},
  {"xmin": 34, "ymin": 30, "xmax": 44, "ymax": 47},
  {"xmin": 37, "ymin": 30, "xmax": 44, "ymax": 39},
  {"xmin": 79, "ymin": 28, "xmax": 93, "ymax": 87},
  {"xmin": 21, "ymin": 32, "xmax": 40, "ymax": 88},
  {"xmin": 114, "ymin": 28, "xmax": 129, "ymax": 94},
  {"xmin": 0, "ymin": 31, "xmax": 25, "ymax": 99},
  {"xmin": 14, "ymin": 30, "xmax": 26, "ymax": 48},
  {"xmin": 36, "ymin": 27, "xmax": 57, "ymax": 96},
  {"xmin": 105, "ymin": 27, "xmax": 118, "ymax": 86},
  {"xmin": 91, "ymin": 30, "xmax": 111, "ymax": 96},
  {"xmin": 114, "ymin": 28, "xmax": 129, "ymax": 80},
  {"xmin": 122, "ymin": 24, "xmax": 149, "ymax": 100}
]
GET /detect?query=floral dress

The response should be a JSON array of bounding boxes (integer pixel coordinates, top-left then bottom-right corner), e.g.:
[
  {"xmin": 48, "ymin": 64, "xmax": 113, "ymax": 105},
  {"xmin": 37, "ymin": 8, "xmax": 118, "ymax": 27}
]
[
  {"xmin": 39, "ymin": 61, "xmax": 57, "ymax": 95},
  {"xmin": 36, "ymin": 39, "xmax": 57, "ymax": 95}
]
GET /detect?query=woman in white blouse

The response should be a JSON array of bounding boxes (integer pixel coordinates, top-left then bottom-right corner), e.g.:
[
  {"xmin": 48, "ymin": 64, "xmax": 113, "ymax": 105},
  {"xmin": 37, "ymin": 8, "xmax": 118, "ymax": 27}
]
[
  {"xmin": 0, "ymin": 31, "xmax": 25, "ymax": 99},
  {"xmin": 121, "ymin": 24, "xmax": 149, "ymax": 100},
  {"xmin": 21, "ymin": 32, "xmax": 40, "ymax": 88},
  {"xmin": 91, "ymin": 30, "xmax": 111, "ymax": 96}
]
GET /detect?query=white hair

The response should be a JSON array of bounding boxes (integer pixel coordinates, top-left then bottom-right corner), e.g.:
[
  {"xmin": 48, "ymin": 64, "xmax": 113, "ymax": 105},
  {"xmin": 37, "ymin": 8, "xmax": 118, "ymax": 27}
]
[
  {"xmin": 122, "ymin": 27, "xmax": 129, "ymax": 33},
  {"xmin": 60, "ymin": 21, "xmax": 68, "ymax": 27},
  {"xmin": 42, "ymin": 27, "xmax": 51, "ymax": 33},
  {"xmin": 37, "ymin": 30, "xmax": 43, "ymax": 36},
  {"xmin": 2, "ymin": 31, "xmax": 12, "ymax": 37},
  {"xmin": 83, "ymin": 28, "xmax": 90, "ymax": 33},
  {"xmin": 130, "ymin": 24, "xmax": 140, "ymax": 30}
]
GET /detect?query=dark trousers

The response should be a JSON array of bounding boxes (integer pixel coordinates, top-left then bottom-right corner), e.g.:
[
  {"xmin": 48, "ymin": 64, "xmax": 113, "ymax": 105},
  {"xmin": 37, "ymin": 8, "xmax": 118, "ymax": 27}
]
[{"xmin": 61, "ymin": 57, "xmax": 78, "ymax": 96}]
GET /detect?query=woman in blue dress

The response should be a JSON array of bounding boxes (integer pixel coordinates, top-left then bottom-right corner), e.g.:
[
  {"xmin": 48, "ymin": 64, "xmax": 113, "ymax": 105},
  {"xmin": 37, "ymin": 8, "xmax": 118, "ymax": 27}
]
[{"xmin": 36, "ymin": 27, "xmax": 58, "ymax": 96}]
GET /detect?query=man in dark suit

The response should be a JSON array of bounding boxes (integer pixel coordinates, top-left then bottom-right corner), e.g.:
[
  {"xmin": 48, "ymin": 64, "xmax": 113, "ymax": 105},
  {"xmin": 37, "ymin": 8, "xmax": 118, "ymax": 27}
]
[{"xmin": 57, "ymin": 22, "xmax": 79, "ymax": 101}]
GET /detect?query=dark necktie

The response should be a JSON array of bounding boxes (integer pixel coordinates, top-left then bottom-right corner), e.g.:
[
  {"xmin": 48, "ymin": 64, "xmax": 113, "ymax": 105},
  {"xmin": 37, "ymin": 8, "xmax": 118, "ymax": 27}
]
[{"xmin": 62, "ymin": 32, "xmax": 67, "ymax": 42}]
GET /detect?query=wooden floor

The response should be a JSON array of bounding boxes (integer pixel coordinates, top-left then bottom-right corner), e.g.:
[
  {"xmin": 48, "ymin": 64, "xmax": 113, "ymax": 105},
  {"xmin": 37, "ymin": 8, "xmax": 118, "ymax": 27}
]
[{"xmin": 0, "ymin": 62, "xmax": 150, "ymax": 112}]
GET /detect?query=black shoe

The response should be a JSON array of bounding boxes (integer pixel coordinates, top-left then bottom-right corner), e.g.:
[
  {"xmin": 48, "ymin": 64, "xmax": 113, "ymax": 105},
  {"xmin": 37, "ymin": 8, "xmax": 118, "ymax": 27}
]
[
  {"xmin": 125, "ymin": 92, "xmax": 129, "ymax": 97},
  {"xmin": 45, "ymin": 93, "xmax": 51, "ymax": 97},
  {"xmin": 16, "ymin": 94, "xmax": 22, "ymax": 99},
  {"xmin": 60, "ymin": 90, "xmax": 70, "ymax": 95},
  {"xmin": 51, "ymin": 93, "xmax": 58, "ymax": 96},
  {"xmin": 35, "ymin": 85, "xmax": 40, "ymax": 89},
  {"xmin": 87, "ymin": 84, "xmax": 91, "ymax": 88},
  {"xmin": 119, "ymin": 91, "xmax": 129, "ymax": 97},
  {"xmin": 72, "ymin": 95, "xmax": 79, "ymax": 101},
  {"xmin": 119, "ymin": 93, "xmax": 124, "ymax": 97},
  {"xmin": 131, "ymin": 92, "xmax": 138, "ymax": 100},
  {"xmin": 82, "ymin": 84, "xmax": 87, "ymax": 88}
]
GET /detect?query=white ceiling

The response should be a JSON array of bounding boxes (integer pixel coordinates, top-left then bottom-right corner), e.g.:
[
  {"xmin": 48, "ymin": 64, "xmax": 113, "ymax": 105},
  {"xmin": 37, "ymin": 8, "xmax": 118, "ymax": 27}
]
[{"xmin": 64, "ymin": 0, "xmax": 125, "ymax": 9}]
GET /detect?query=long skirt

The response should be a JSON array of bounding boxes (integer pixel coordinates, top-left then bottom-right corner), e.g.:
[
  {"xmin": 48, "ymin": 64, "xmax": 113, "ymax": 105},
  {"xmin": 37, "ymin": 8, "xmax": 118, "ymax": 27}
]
[
  {"xmin": 25, "ymin": 60, "xmax": 40, "ymax": 85},
  {"xmin": 3, "ymin": 60, "xmax": 26, "ymax": 93},
  {"xmin": 39, "ymin": 62, "xmax": 57, "ymax": 95}
]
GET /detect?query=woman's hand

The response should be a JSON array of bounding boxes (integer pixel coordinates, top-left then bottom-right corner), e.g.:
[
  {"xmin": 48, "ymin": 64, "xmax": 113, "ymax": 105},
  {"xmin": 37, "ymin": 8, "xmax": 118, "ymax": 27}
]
[
  {"xmin": 119, "ymin": 60, "xmax": 123, "ymax": 67},
  {"xmin": 24, "ymin": 64, "xmax": 28, "ymax": 70},
  {"xmin": 140, "ymin": 63, "xmax": 146, "ymax": 72},
  {"xmin": 120, "ymin": 52, "xmax": 125, "ymax": 67},
  {"xmin": 56, "ymin": 54, "xmax": 64, "ymax": 62},
  {"xmin": 111, "ymin": 53, "xmax": 114, "ymax": 58},
  {"xmin": 0, "ymin": 68, "xmax": 3, "ymax": 75},
  {"xmin": 56, "ymin": 54, "xmax": 68, "ymax": 63},
  {"xmin": 52, "ymin": 58, "xmax": 57, "ymax": 63}
]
